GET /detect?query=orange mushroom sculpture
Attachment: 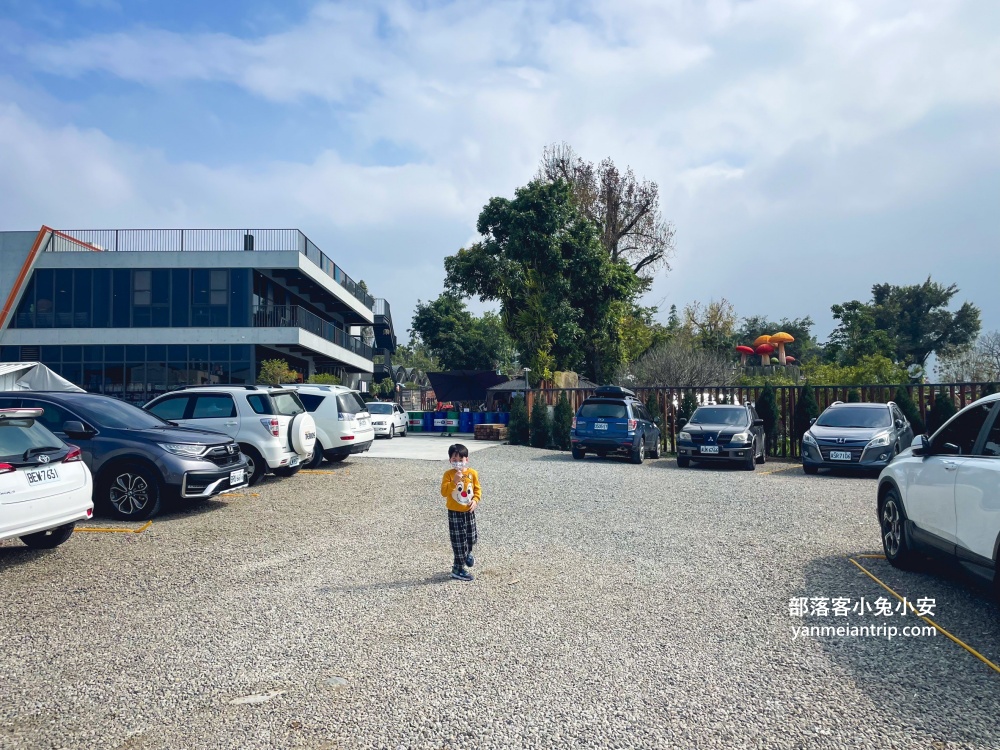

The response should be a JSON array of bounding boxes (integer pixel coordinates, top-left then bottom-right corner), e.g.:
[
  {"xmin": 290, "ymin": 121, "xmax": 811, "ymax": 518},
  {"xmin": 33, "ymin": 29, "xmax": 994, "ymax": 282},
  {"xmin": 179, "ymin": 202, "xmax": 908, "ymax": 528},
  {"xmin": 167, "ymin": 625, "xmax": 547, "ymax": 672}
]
[
  {"xmin": 770, "ymin": 331, "xmax": 795, "ymax": 365},
  {"xmin": 735, "ymin": 345, "xmax": 755, "ymax": 366}
]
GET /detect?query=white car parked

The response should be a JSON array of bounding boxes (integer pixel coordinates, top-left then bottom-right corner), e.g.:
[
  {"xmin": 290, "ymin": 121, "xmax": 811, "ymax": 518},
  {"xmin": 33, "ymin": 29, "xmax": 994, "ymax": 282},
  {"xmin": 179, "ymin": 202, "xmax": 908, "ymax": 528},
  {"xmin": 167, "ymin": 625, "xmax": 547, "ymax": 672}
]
[
  {"xmin": 878, "ymin": 392, "xmax": 1000, "ymax": 598},
  {"xmin": 281, "ymin": 385, "xmax": 374, "ymax": 468},
  {"xmin": 367, "ymin": 401, "xmax": 408, "ymax": 439},
  {"xmin": 0, "ymin": 408, "xmax": 93, "ymax": 549},
  {"xmin": 144, "ymin": 385, "xmax": 316, "ymax": 486}
]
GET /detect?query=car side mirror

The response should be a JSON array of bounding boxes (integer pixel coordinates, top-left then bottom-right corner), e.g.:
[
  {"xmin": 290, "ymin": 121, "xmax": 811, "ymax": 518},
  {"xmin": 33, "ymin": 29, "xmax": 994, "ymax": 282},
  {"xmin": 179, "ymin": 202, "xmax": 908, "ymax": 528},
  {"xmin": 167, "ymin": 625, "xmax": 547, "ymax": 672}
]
[
  {"xmin": 808, "ymin": 417, "xmax": 816, "ymax": 426},
  {"xmin": 910, "ymin": 435, "xmax": 927, "ymax": 456},
  {"xmin": 753, "ymin": 418, "xmax": 764, "ymax": 427},
  {"xmin": 678, "ymin": 417, "xmax": 687, "ymax": 427},
  {"xmin": 895, "ymin": 419, "xmax": 904, "ymax": 428},
  {"xmin": 63, "ymin": 420, "xmax": 93, "ymax": 438}
]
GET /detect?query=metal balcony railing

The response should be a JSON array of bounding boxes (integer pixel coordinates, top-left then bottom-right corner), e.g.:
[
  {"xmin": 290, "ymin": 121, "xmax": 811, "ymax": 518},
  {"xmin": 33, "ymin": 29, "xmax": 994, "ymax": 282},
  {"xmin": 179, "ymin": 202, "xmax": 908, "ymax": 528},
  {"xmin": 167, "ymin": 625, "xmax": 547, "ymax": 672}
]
[
  {"xmin": 51, "ymin": 229, "xmax": 375, "ymax": 310},
  {"xmin": 252, "ymin": 304, "xmax": 373, "ymax": 360}
]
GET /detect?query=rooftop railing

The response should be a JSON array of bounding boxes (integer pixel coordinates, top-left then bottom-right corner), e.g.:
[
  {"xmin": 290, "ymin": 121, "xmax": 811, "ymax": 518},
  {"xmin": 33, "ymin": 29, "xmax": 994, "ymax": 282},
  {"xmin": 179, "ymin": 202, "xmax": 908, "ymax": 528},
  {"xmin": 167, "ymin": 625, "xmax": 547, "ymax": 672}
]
[
  {"xmin": 51, "ymin": 229, "xmax": 375, "ymax": 310},
  {"xmin": 252, "ymin": 304, "xmax": 373, "ymax": 360}
]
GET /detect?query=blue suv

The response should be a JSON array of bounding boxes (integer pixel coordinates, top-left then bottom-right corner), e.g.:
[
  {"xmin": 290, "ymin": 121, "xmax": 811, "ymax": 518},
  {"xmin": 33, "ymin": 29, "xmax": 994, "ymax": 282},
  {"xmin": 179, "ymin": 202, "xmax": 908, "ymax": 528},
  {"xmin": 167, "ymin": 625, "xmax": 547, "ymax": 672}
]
[{"xmin": 571, "ymin": 386, "xmax": 661, "ymax": 464}]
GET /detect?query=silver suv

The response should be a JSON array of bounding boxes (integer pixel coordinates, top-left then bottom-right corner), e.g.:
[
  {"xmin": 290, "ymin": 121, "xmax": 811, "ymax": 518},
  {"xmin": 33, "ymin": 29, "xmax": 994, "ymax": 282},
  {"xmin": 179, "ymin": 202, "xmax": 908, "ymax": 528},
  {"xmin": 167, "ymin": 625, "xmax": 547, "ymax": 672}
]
[{"xmin": 145, "ymin": 386, "xmax": 316, "ymax": 485}]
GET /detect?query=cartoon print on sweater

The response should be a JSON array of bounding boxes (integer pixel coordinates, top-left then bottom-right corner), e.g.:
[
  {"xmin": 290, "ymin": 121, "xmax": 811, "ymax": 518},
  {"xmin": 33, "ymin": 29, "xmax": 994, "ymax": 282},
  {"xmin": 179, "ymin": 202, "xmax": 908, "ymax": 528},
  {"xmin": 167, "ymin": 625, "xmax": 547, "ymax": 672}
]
[{"xmin": 451, "ymin": 479, "xmax": 473, "ymax": 506}]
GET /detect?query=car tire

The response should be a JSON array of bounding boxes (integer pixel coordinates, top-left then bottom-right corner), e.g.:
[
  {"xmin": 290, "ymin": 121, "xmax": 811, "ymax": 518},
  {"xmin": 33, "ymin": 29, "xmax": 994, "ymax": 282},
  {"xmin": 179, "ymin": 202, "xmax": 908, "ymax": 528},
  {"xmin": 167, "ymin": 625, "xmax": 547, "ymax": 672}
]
[
  {"xmin": 101, "ymin": 463, "xmax": 162, "ymax": 521},
  {"xmin": 289, "ymin": 413, "xmax": 317, "ymax": 457},
  {"xmin": 756, "ymin": 445, "xmax": 766, "ymax": 464},
  {"xmin": 327, "ymin": 454, "xmax": 348, "ymax": 463},
  {"xmin": 401, "ymin": 425, "xmax": 407, "ymax": 437},
  {"xmin": 273, "ymin": 465, "xmax": 301, "ymax": 478},
  {"xmin": 677, "ymin": 456, "xmax": 690, "ymax": 468},
  {"xmin": 650, "ymin": 437, "xmax": 661, "ymax": 459},
  {"xmin": 743, "ymin": 443, "xmax": 756, "ymax": 471},
  {"xmin": 386, "ymin": 426, "xmax": 394, "ymax": 440},
  {"xmin": 305, "ymin": 442, "xmax": 325, "ymax": 469},
  {"xmin": 240, "ymin": 445, "xmax": 267, "ymax": 486},
  {"xmin": 631, "ymin": 438, "xmax": 645, "ymax": 465},
  {"xmin": 880, "ymin": 488, "xmax": 916, "ymax": 569},
  {"xmin": 572, "ymin": 448, "xmax": 585, "ymax": 460},
  {"xmin": 803, "ymin": 465, "xmax": 819, "ymax": 475},
  {"xmin": 20, "ymin": 522, "xmax": 76, "ymax": 549}
]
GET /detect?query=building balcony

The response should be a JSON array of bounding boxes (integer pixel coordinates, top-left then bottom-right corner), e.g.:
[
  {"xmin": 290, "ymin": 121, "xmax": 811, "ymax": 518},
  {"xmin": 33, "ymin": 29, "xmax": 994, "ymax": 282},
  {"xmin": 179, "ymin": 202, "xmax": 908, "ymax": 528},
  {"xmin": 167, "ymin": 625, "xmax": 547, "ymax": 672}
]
[
  {"xmin": 253, "ymin": 304, "xmax": 372, "ymax": 360},
  {"xmin": 372, "ymin": 298, "xmax": 397, "ymax": 352}
]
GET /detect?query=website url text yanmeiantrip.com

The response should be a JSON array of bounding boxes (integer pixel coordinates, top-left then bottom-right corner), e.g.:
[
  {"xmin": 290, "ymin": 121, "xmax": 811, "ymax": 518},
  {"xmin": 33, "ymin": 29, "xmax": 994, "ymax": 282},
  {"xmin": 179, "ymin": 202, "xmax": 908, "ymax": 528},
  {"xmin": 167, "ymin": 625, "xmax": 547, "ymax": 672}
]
[{"xmin": 792, "ymin": 624, "xmax": 936, "ymax": 641}]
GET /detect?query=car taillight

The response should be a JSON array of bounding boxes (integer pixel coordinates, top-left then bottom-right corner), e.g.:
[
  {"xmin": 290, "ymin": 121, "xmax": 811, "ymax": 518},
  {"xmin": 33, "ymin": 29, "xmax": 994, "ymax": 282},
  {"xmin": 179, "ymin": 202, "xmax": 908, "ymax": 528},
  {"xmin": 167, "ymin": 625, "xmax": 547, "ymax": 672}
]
[
  {"xmin": 64, "ymin": 446, "xmax": 82, "ymax": 463},
  {"xmin": 0, "ymin": 463, "xmax": 13, "ymax": 475},
  {"xmin": 571, "ymin": 416, "xmax": 577, "ymax": 429},
  {"xmin": 260, "ymin": 418, "xmax": 280, "ymax": 437},
  {"xmin": 628, "ymin": 419, "xmax": 638, "ymax": 431}
]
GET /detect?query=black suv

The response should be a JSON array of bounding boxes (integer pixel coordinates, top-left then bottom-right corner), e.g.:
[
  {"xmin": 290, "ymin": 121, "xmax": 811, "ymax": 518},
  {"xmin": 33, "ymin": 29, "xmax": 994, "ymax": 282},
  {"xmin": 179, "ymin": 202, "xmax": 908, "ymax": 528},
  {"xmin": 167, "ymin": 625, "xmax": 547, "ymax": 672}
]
[
  {"xmin": 0, "ymin": 392, "xmax": 250, "ymax": 520},
  {"xmin": 571, "ymin": 385, "xmax": 661, "ymax": 464},
  {"xmin": 676, "ymin": 403, "xmax": 766, "ymax": 470}
]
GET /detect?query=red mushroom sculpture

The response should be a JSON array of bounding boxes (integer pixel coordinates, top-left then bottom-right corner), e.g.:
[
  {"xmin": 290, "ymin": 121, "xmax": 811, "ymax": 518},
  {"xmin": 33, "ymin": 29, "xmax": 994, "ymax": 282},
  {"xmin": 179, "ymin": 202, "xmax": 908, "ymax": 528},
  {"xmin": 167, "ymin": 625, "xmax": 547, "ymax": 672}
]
[
  {"xmin": 755, "ymin": 342, "xmax": 775, "ymax": 366},
  {"xmin": 785, "ymin": 355, "xmax": 797, "ymax": 364},
  {"xmin": 736, "ymin": 345, "xmax": 755, "ymax": 366}
]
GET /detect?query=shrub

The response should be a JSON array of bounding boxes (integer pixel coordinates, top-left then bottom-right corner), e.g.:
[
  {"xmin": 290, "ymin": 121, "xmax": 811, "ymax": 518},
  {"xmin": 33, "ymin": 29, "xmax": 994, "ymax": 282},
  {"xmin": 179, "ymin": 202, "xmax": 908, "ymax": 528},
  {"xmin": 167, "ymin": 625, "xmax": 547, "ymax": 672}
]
[
  {"xmin": 755, "ymin": 384, "xmax": 779, "ymax": 454},
  {"xmin": 927, "ymin": 393, "xmax": 957, "ymax": 435},
  {"xmin": 552, "ymin": 392, "xmax": 573, "ymax": 451},
  {"xmin": 893, "ymin": 386, "xmax": 925, "ymax": 435},
  {"xmin": 307, "ymin": 373, "xmax": 341, "ymax": 385},
  {"xmin": 529, "ymin": 398, "xmax": 552, "ymax": 448},
  {"xmin": 508, "ymin": 396, "xmax": 529, "ymax": 445},
  {"xmin": 980, "ymin": 382, "xmax": 997, "ymax": 399},
  {"xmin": 793, "ymin": 384, "xmax": 819, "ymax": 445},
  {"xmin": 258, "ymin": 359, "xmax": 298, "ymax": 385},
  {"xmin": 678, "ymin": 392, "xmax": 699, "ymax": 425},
  {"xmin": 846, "ymin": 389, "xmax": 862, "ymax": 403}
]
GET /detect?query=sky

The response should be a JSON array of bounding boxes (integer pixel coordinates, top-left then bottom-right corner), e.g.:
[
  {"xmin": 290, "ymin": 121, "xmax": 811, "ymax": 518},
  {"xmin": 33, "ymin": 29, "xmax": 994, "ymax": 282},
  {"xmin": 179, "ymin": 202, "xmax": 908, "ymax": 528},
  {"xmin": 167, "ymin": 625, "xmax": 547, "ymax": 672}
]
[{"xmin": 0, "ymin": 0, "xmax": 997, "ymax": 348}]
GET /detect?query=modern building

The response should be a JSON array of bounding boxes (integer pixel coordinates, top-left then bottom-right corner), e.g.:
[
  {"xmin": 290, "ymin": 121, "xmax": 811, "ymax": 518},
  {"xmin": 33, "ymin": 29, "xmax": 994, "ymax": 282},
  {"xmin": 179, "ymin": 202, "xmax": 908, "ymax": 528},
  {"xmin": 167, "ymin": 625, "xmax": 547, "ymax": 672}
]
[{"xmin": 0, "ymin": 227, "xmax": 396, "ymax": 403}]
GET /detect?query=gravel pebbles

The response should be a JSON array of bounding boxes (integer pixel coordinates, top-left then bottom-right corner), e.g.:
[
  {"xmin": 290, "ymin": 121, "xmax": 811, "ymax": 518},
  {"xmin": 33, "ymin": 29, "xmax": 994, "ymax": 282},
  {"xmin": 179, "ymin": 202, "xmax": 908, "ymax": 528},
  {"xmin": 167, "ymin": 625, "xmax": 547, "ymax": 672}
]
[{"xmin": 1, "ymin": 444, "xmax": 999, "ymax": 749}]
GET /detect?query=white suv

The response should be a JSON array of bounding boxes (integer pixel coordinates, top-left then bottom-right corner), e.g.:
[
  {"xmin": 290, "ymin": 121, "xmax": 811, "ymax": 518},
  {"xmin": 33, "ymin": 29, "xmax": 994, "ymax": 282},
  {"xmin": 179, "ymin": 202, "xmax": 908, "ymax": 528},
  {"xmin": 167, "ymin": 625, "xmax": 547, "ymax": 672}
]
[
  {"xmin": 366, "ymin": 401, "xmax": 408, "ymax": 439},
  {"xmin": 144, "ymin": 386, "xmax": 316, "ymax": 486},
  {"xmin": 0, "ymin": 407, "xmax": 94, "ymax": 549},
  {"xmin": 877, "ymin": 392, "xmax": 1000, "ymax": 598},
  {"xmin": 281, "ymin": 385, "xmax": 374, "ymax": 468}
]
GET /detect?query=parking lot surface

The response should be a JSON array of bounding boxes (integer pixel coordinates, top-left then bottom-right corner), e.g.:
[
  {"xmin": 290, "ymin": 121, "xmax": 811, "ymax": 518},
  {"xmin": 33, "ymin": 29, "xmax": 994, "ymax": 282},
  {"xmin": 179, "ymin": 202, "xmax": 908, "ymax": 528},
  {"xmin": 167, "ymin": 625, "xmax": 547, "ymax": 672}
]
[{"xmin": 2, "ymin": 444, "xmax": 999, "ymax": 749}]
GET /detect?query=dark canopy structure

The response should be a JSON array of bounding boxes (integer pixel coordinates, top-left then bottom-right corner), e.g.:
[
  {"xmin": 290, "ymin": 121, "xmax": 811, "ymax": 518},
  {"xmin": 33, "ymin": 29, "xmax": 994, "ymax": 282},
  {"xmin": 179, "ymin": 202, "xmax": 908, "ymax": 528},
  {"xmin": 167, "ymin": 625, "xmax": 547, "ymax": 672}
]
[{"xmin": 426, "ymin": 371, "xmax": 510, "ymax": 403}]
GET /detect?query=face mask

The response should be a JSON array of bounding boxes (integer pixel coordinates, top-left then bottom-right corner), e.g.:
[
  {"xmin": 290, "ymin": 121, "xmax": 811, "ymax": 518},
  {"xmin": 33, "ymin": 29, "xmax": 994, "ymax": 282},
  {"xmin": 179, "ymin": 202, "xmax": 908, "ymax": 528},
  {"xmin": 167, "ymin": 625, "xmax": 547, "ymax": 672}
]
[{"xmin": 451, "ymin": 460, "xmax": 468, "ymax": 470}]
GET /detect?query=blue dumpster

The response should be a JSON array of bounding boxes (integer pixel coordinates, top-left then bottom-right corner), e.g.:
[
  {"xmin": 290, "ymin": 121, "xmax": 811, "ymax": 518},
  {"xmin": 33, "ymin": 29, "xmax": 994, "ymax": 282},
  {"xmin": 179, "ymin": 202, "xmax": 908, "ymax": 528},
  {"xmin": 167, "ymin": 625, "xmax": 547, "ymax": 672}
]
[
  {"xmin": 433, "ymin": 411, "xmax": 446, "ymax": 432},
  {"xmin": 498, "ymin": 412, "xmax": 510, "ymax": 425},
  {"xmin": 473, "ymin": 412, "xmax": 485, "ymax": 426},
  {"xmin": 423, "ymin": 412, "xmax": 434, "ymax": 432},
  {"xmin": 459, "ymin": 412, "xmax": 474, "ymax": 432}
]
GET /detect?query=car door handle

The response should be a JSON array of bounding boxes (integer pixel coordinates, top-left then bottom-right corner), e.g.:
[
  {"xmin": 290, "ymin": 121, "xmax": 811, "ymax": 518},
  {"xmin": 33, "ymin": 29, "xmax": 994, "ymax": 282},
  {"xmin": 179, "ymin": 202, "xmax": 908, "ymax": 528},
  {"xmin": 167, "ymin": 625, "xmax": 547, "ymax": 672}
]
[
  {"xmin": 942, "ymin": 460, "xmax": 958, "ymax": 470},
  {"xmin": 225, "ymin": 421, "xmax": 238, "ymax": 426}
]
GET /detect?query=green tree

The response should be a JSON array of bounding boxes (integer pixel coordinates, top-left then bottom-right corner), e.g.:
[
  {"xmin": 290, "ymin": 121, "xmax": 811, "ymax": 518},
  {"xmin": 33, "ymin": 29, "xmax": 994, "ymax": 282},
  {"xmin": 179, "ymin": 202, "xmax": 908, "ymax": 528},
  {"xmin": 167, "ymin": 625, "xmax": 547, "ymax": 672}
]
[
  {"xmin": 258, "ymin": 359, "xmax": 298, "ymax": 385},
  {"xmin": 680, "ymin": 299, "xmax": 738, "ymax": 351},
  {"xmin": 307, "ymin": 372, "xmax": 341, "ymax": 385},
  {"xmin": 393, "ymin": 339, "xmax": 440, "ymax": 373},
  {"xmin": 378, "ymin": 378, "xmax": 396, "ymax": 399},
  {"xmin": 980, "ymin": 382, "xmax": 997, "ymax": 399},
  {"xmin": 444, "ymin": 179, "xmax": 641, "ymax": 382},
  {"xmin": 847, "ymin": 389, "xmax": 862, "ymax": 403},
  {"xmin": 530, "ymin": 399, "xmax": 552, "ymax": 449},
  {"xmin": 508, "ymin": 396, "xmax": 529, "ymax": 445},
  {"xmin": 678, "ymin": 392, "xmax": 699, "ymax": 424},
  {"xmin": 411, "ymin": 293, "xmax": 515, "ymax": 371},
  {"xmin": 793, "ymin": 384, "xmax": 819, "ymax": 445},
  {"xmin": 755, "ymin": 384, "xmax": 780, "ymax": 454},
  {"xmin": 828, "ymin": 278, "xmax": 980, "ymax": 367},
  {"xmin": 893, "ymin": 386, "xmax": 925, "ymax": 435},
  {"xmin": 927, "ymin": 393, "xmax": 957, "ymax": 434},
  {"xmin": 552, "ymin": 392, "xmax": 573, "ymax": 450}
]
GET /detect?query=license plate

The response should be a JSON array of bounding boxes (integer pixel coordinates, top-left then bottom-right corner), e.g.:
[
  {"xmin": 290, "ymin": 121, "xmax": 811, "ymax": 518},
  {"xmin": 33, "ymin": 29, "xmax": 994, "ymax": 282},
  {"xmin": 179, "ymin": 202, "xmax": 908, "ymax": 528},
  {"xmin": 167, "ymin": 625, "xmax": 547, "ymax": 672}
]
[
  {"xmin": 229, "ymin": 469, "xmax": 246, "ymax": 486},
  {"xmin": 594, "ymin": 422, "xmax": 608, "ymax": 430},
  {"xmin": 830, "ymin": 450, "xmax": 852, "ymax": 461},
  {"xmin": 25, "ymin": 466, "xmax": 60, "ymax": 485},
  {"xmin": 700, "ymin": 445, "xmax": 719, "ymax": 454},
  {"xmin": 289, "ymin": 455, "xmax": 300, "ymax": 467}
]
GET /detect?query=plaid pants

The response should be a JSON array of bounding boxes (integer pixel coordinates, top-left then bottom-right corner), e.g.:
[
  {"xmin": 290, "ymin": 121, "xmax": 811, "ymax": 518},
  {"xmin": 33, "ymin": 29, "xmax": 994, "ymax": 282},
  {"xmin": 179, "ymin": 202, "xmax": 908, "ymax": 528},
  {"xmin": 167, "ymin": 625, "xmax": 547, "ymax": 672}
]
[{"xmin": 448, "ymin": 509, "xmax": 478, "ymax": 567}]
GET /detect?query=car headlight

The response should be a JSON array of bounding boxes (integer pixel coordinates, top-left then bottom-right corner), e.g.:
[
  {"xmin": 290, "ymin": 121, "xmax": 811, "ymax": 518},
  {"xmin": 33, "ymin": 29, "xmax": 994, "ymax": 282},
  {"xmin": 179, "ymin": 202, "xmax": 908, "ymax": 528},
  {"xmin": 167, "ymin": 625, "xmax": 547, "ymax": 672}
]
[
  {"xmin": 802, "ymin": 432, "xmax": 817, "ymax": 446},
  {"xmin": 866, "ymin": 432, "xmax": 892, "ymax": 449},
  {"xmin": 158, "ymin": 443, "xmax": 209, "ymax": 457},
  {"xmin": 678, "ymin": 431, "xmax": 691, "ymax": 442},
  {"xmin": 730, "ymin": 432, "xmax": 749, "ymax": 444}
]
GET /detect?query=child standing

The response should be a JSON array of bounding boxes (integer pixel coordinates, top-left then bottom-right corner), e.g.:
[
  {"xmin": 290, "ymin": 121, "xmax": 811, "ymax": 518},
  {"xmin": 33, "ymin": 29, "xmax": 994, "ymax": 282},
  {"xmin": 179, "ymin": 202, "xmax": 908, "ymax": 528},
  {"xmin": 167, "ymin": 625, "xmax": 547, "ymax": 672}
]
[{"xmin": 441, "ymin": 443, "xmax": 481, "ymax": 582}]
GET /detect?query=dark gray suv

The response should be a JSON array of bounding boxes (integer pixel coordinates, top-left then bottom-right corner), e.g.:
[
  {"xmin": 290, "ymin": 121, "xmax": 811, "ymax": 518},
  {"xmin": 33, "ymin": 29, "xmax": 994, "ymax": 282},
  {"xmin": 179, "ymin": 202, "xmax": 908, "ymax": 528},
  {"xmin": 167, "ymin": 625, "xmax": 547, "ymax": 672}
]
[
  {"xmin": 801, "ymin": 401, "xmax": 914, "ymax": 475},
  {"xmin": 0, "ymin": 392, "xmax": 249, "ymax": 520}
]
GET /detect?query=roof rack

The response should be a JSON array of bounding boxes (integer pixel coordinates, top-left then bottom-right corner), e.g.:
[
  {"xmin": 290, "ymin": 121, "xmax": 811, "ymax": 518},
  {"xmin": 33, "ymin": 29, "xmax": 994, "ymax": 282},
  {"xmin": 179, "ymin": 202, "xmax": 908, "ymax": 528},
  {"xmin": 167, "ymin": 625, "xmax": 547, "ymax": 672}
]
[
  {"xmin": 0, "ymin": 407, "xmax": 43, "ymax": 420},
  {"xmin": 167, "ymin": 384, "xmax": 263, "ymax": 392}
]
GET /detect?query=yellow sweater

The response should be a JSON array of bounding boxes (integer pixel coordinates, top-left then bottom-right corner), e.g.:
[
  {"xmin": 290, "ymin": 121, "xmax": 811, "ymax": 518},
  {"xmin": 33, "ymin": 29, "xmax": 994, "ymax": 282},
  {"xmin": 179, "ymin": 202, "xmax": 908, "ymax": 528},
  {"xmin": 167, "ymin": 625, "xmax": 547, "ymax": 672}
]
[{"xmin": 441, "ymin": 468, "xmax": 482, "ymax": 512}]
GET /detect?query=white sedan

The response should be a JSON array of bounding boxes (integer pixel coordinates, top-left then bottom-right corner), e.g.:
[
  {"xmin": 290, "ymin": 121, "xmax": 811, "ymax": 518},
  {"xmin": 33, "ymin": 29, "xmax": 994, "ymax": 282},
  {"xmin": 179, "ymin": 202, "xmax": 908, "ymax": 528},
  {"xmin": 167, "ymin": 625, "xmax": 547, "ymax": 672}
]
[
  {"xmin": 0, "ymin": 408, "xmax": 93, "ymax": 549},
  {"xmin": 877, "ymin": 392, "xmax": 1000, "ymax": 597},
  {"xmin": 366, "ymin": 401, "xmax": 408, "ymax": 439}
]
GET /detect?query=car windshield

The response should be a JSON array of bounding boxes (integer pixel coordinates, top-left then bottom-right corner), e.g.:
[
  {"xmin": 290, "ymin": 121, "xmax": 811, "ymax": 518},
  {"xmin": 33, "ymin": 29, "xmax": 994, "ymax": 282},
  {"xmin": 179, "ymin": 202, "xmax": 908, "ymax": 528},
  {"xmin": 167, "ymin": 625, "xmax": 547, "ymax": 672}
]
[
  {"xmin": 367, "ymin": 403, "xmax": 393, "ymax": 414},
  {"xmin": 337, "ymin": 393, "xmax": 368, "ymax": 416},
  {"xmin": 815, "ymin": 407, "xmax": 891, "ymax": 428},
  {"xmin": 579, "ymin": 402, "xmax": 627, "ymax": 419},
  {"xmin": 0, "ymin": 420, "xmax": 63, "ymax": 461},
  {"xmin": 690, "ymin": 407, "xmax": 747, "ymax": 426},
  {"xmin": 74, "ymin": 395, "xmax": 170, "ymax": 430}
]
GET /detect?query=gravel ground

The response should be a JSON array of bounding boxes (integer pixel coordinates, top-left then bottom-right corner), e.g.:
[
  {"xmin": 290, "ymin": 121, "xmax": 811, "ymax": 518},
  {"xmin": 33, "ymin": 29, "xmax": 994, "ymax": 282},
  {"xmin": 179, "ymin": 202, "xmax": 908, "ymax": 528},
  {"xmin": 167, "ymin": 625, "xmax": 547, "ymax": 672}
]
[{"xmin": 1, "ymin": 444, "xmax": 999, "ymax": 749}]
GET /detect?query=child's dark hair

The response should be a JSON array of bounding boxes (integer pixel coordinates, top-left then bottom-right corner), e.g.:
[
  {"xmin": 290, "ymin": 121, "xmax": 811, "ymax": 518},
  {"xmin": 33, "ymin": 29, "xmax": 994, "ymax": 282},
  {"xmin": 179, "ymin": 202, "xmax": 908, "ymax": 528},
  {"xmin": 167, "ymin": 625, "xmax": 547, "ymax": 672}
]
[{"xmin": 448, "ymin": 443, "xmax": 469, "ymax": 459}]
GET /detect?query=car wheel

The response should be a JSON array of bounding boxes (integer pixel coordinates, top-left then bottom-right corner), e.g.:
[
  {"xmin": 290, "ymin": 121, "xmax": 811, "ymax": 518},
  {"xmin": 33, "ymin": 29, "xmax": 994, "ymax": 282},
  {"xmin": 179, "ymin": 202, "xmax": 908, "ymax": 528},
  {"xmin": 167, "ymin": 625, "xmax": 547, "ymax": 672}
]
[
  {"xmin": 327, "ymin": 454, "xmax": 348, "ymax": 463},
  {"xmin": 880, "ymin": 488, "xmax": 915, "ymax": 569},
  {"xmin": 20, "ymin": 522, "xmax": 76, "ymax": 549},
  {"xmin": 650, "ymin": 437, "xmax": 661, "ymax": 459},
  {"xmin": 572, "ymin": 448, "xmax": 585, "ymax": 460},
  {"xmin": 273, "ymin": 465, "xmax": 301, "ymax": 478},
  {"xmin": 631, "ymin": 438, "xmax": 645, "ymax": 465},
  {"xmin": 240, "ymin": 445, "xmax": 267, "ymax": 486},
  {"xmin": 305, "ymin": 442, "xmax": 325, "ymax": 469},
  {"xmin": 101, "ymin": 463, "xmax": 162, "ymax": 521},
  {"xmin": 401, "ymin": 425, "xmax": 407, "ymax": 437},
  {"xmin": 803, "ymin": 464, "xmax": 819, "ymax": 475},
  {"xmin": 677, "ymin": 456, "xmax": 690, "ymax": 468},
  {"xmin": 743, "ymin": 443, "xmax": 756, "ymax": 471},
  {"xmin": 386, "ymin": 426, "xmax": 394, "ymax": 440},
  {"xmin": 756, "ymin": 444, "xmax": 766, "ymax": 464}
]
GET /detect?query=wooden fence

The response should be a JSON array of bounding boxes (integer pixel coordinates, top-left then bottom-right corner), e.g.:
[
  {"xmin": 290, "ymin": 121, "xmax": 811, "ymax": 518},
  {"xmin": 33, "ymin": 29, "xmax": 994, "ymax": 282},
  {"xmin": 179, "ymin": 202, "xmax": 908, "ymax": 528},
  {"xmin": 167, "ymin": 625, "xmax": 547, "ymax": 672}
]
[{"xmin": 526, "ymin": 382, "xmax": 997, "ymax": 459}]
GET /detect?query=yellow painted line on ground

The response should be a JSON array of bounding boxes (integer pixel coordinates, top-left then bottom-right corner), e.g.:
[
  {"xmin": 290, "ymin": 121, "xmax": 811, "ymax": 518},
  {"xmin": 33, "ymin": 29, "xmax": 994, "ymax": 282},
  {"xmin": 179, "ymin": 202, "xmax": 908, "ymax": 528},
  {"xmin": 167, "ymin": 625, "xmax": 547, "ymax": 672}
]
[
  {"xmin": 854, "ymin": 554, "xmax": 887, "ymax": 559},
  {"xmin": 849, "ymin": 556, "xmax": 1000, "ymax": 676},
  {"xmin": 75, "ymin": 520, "xmax": 153, "ymax": 534}
]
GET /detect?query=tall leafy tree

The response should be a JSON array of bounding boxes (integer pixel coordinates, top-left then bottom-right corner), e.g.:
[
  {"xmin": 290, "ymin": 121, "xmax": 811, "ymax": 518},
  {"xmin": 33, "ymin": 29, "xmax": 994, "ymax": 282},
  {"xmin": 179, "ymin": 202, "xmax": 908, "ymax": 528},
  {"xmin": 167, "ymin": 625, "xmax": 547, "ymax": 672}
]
[
  {"xmin": 410, "ymin": 293, "xmax": 514, "ymax": 371},
  {"xmin": 445, "ymin": 179, "xmax": 640, "ymax": 381}
]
